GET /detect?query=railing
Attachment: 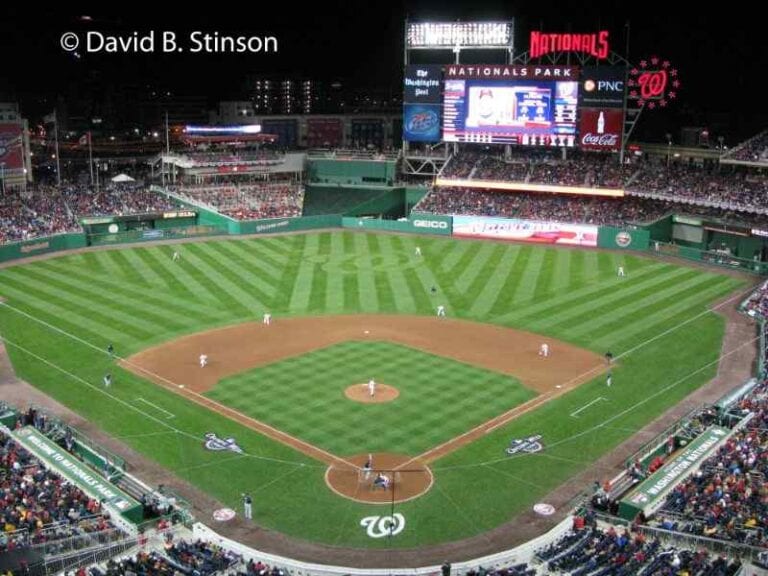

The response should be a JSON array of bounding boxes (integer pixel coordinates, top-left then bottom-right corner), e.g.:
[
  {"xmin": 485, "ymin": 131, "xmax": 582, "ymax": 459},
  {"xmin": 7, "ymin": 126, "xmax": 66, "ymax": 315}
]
[
  {"xmin": 635, "ymin": 523, "xmax": 766, "ymax": 564},
  {"xmin": 649, "ymin": 241, "xmax": 768, "ymax": 275}
]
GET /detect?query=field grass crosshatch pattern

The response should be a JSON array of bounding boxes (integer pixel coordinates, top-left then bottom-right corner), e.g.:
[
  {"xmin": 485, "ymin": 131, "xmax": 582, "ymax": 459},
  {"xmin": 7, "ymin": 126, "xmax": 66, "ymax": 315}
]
[
  {"xmin": 0, "ymin": 231, "xmax": 747, "ymax": 547},
  {"xmin": 207, "ymin": 340, "xmax": 536, "ymax": 456}
]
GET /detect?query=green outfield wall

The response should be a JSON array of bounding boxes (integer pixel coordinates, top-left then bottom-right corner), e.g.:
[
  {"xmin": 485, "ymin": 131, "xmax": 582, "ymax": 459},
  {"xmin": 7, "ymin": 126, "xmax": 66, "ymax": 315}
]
[
  {"xmin": 0, "ymin": 233, "xmax": 87, "ymax": 263},
  {"xmin": 308, "ymin": 158, "xmax": 397, "ymax": 185},
  {"xmin": 342, "ymin": 214, "xmax": 452, "ymax": 235},
  {"xmin": 598, "ymin": 227, "xmax": 650, "ymax": 250}
]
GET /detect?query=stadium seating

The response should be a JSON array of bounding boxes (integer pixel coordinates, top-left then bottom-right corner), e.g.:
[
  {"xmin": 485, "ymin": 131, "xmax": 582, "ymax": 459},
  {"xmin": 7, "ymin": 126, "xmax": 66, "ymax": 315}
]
[
  {"xmin": 173, "ymin": 183, "xmax": 304, "ymax": 220},
  {"xmin": 723, "ymin": 130, "xmax": 768, "ymax": 163}
]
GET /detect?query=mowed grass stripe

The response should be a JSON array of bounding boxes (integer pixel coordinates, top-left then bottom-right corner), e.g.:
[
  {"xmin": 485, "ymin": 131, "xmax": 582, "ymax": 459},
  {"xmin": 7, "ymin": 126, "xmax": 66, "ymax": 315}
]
[
  {"xmin": 540, "ymin": 267, "xmax": 704, "ymax": 333},
  {"xmin": 118, "ymin": 249, "xmax": 169, "ymax": 288},
  {"xmin": 509, "ymin": 248, "xmax": 549, "ymax": 306},
  {"xmin": 366, "ymin": 234, "xmax": 397, "ymax": 311},
  {"xmin": 306, "ymin": 233, "xmax": 330, "ymax": 313},
  {"xmin": 215, "ymin": 240, "xmax": 284, "ymax": 286},
  {"xmin": 532, "ymin": 249, "xmax": 560, "ymax": 298},
  {"xmin": 39, "ymin": 259, "xmax": 222, "ymax": 324},
  {"xmin": 186, "ymin": 243, "xmax": 266, "ymax": 311},
  {"xmin": 0, "ymin": 279, "xmax": 141, "ymax": 345},
  {"xmin": 462, "ymin": 244, "xmax": 507, "ymax": 315},
  {"xmin": 102, "ymin": 250, "xmax": 152, "ymax": 287},
  {"xmin": 0, "ymin": 268, "xmax": 164, "ymax": 338},
  {"xmin": 468, "ymin": 245, "xmax": 521, "ymax": 318},
  {"xmin": 272, "ymin": 234, "xmax": 305, "ymax": 314},
  {"xmin": 502, "ymin": 262, "xmax": 676, "ymax": 325},
  {"xmin": 324, "ymin": 233, "xmax": 345, "ymax": 313},
  {"xmin": 566, "ymin": 249, "xmax": 588, "ymax": 292},
  {"xmin": 234, "ymin": 239, "xmax": 291, "ymax": 277},
  {"xmin": 380, "ymin": 236, "xmax": 418, "ymax": 313},
  {"xmin": 204, "ymin": 242, "xmax": 276, "ymax": 304},
  {"xmin": 487, "ymin": 246, "xmax": 532, "ymax": 317},
  {"xmin": 288, "ymin": 234, "xmax": 318, "ymax": 313},
  {"xmin": 454, "ymin": 242, "xmax": 498, "ymax": 295},
  {"xmin": 439, "ymin": 239, "xmax": 474, "ymax": 274},
  {"xmin": 353, "ymin": 233, "xmax": 378, "ymax": 311},
  {"xmin": 145, "ymin": 246, "xmax": 232, "ymax": 307},
  {"xmin": 132, "ymin": 248, "xmax": 200, "ymax": 302},
  {"xmin": 591, "ymin": 277, "xmax": 740, "ymax": 349}
]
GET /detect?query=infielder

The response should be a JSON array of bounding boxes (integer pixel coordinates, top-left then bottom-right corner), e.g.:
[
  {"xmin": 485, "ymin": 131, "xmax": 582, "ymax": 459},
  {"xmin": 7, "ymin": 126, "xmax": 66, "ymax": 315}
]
[
  {"xmin": 436, "ymin": 305, "xmax": 446, "ymax": 317},
  {"xmin": 263, "ymin": 312, "xmax": 272, "ymax": 325},
  {"xmin": 539, "ymin": 343, "xmax": 550, "ymax": 357},
  {"xmin": 606, "ymin": 371, "xmax": 613, "ymax": 387},
  {"xmin": 367, "ymin": 378, "xmax": 376, "ymax": 397},
  {"xmin": 362, "ymin": 454, "xmax": 373, "ymax": 480},
  {"xmin": 199, "ymin": 354, "xmax": 208, "ymax": 368},
  {"xmin": 617, "ymin": 266, "xmax": 626, "ymax": 277}
]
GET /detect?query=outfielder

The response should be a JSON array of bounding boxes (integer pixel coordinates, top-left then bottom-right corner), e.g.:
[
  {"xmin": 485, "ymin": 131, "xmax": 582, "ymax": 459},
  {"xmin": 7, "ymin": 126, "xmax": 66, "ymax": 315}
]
[
  {"xmin": 263, "ymin": 312, "xmax": 272, "ymax": 325},
  {"xmin": 199, "ymin": 354, "xmax": 208, "ymax": 368},
  {"xmin": 172, "ymin": 251, "xmax": 180, "ymax": 262},
  {"xmin": 539, "ymin": 343, "xmax": 550, "ymax": 357},
  {"xmin": 606, "ymin": 371, "xmax": 613, "ymax": 387},
  {"xmin": 617, "ymin": 266, "xmax": 626, "ymax": 277},
  {"xmin": 415, "ymin": 246, "xmax": 422, "ymax": 256},
  {"xmin": 436, "ymin": 305, "xmax": 446, "ymax": 317},
  {"xmin": 103, "ymin": 374, "xmax": 112, "ymax": 388},
  {"xmin": 367, "ymin": 379, "xmax": 376, "ymax": 397}
]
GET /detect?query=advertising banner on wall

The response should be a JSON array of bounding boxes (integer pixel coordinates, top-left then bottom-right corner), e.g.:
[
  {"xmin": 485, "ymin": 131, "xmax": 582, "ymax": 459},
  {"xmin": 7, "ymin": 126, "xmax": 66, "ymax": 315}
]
[
  {"xmin": 579, "ymin": 66, "xmax": 626, "ymax": 108},
  {"xmin": 453, "ymin": 216, "xmax": 598, "ymax": 246},
  {"xmin": 0, "ymin": 123, "xmax": 24, "ymax": 171},
  {"xmin": 403, "ymin": 104, "xmax": 442, "ymax": 142},
  {"xmin": 579, "ymin": 108, "xmax": 623, "ymax": 151}
]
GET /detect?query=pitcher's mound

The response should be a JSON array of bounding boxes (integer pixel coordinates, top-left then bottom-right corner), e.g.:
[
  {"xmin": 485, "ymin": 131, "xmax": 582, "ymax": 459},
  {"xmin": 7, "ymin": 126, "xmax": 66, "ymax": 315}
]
[
  {"xmin": 345, "ymin": 383, "xmax": 399, "ymax": 403},
  {"xmin": 325, "ymin": 453, "xmax": 433, "ymax": 504}
]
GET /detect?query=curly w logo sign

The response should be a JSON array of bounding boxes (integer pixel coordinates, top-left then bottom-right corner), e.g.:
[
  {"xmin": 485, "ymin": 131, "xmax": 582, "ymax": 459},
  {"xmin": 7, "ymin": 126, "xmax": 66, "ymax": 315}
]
[{"xmin": 360, "ymin": 513, "xmax": 406, "ymax": 538}]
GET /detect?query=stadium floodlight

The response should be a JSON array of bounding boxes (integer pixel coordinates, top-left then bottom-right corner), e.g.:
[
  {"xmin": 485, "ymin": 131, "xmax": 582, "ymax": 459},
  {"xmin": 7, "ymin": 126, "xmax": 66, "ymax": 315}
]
[
  {"xmin": 406, "ymin": 22, "xmax": 512, "ymax": 48},
  {"xmin": 185, "ymin": 125, "xmax": 262, "ymax": 134}
]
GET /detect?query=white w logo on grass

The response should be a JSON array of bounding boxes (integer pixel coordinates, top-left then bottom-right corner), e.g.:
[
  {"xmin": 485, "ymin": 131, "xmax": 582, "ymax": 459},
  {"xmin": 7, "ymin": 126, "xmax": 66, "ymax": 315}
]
[{"xmin": 360, "ymin": 513, "xmax": 405, "ymax": 538}]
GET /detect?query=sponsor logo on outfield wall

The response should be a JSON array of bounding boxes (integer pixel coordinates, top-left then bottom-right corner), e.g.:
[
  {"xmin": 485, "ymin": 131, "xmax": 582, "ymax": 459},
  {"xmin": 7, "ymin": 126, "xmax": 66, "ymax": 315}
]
[
  {"xmin": 453, "ymin": 216, "xmax": 598, "ymax": 247},
  {"xmin": 615, "ymin": 231, "xmax": 633, "ymax": 248},
  {"xmin": 412, "ymin": 219, "xmax": 449, "ymax": 229}
]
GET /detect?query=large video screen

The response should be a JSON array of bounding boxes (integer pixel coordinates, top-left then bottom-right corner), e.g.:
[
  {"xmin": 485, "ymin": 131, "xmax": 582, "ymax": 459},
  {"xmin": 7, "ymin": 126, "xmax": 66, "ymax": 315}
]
[{"xmin": 443, "ymin": 79, "xmax": 578, "ymax": 146}]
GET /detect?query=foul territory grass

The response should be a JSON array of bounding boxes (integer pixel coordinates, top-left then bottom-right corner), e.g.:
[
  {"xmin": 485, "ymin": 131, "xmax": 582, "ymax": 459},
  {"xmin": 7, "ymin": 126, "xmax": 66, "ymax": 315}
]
[
  {"xmin": 0, "ymin": 231, "xmax": 747, "ymax": 547},
  {"xmin": 207, "ymin": 340, "xmax": 535, "ymax": 455}
]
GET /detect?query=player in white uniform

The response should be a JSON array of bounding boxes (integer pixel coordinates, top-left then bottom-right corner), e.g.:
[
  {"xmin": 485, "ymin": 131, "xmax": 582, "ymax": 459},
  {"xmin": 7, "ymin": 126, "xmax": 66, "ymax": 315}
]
[
  {"xmin": 617, "ymin": 266, "xmax": 626, "ymax": 277},
  {"xmin": 103, "ymin": 374, "xmax": 112, "ymax": 387},
  {"xmin": 539, "ymin": 343, "xmax": 550, "ymax": 357},
  {"xmin": 199, "ymin": 354, "xmax": 208, "ymax": 368},
  {"xmin": 415, "ymin": 246, "xmax": 422, "ymax": 256},
  {"xmin": 362, "ymin": 454, "xmax": 373, "ymax": 480},
  {"xmin": 367, "ymin": 379, "xmax": 376, "ymax": 397},
  {"xmin": 263, "ymin": 312, "xmax": 272, "ymax": 325},
  {"xmin": 606, "ymin": 372, "xmax": 613, "ymax": 387},
  {"xmin": 436, "ymin": 305, "xmax": 446, "ymax": 317},
  {"xmin": 172, "ymin": 251, "xmax": 180, "ymax": 262}
]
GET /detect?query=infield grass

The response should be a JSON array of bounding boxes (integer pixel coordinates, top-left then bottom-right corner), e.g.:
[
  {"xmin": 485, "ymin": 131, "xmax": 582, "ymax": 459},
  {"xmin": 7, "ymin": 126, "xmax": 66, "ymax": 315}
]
[{"xmin": 0, "ymin": 231, "xmax": 748, "ymax": 547}]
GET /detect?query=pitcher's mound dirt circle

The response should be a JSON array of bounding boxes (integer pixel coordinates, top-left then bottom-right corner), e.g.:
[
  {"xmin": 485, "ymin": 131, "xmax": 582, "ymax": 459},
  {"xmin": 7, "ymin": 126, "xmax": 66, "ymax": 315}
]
[
  {"xmin": 345, "ymin": 383, "xmax": 399, "ymax": 403},
  {"xmin": 325, "ymin": 453, "xmax": 433, "ymax": 504}
]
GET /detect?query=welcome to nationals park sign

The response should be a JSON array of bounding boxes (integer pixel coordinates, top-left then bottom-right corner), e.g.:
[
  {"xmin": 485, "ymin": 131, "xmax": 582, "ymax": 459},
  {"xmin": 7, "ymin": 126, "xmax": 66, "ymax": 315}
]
[{"xmin": 618, "ymin": 425, "xmax": 730, "ymax": 520}]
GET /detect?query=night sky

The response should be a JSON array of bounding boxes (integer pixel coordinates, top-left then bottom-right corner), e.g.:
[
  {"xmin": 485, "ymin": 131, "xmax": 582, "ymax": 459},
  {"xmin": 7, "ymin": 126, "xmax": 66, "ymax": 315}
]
[{"xmin": 1, "ymin": 1, "xmax": 763, "ymax": 141}]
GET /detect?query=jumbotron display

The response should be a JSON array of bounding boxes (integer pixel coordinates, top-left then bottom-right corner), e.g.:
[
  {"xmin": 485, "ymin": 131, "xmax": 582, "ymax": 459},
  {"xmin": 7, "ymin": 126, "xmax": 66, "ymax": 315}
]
[{"xmin": 443, "ymin": 66, "xmax": 579, "ymax": 146}]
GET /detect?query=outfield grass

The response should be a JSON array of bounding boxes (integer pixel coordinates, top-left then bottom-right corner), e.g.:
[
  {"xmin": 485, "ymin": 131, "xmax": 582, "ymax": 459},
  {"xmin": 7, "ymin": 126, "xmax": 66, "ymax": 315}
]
[
  {"xmin": 0, "ymin": 232, "xmax": 747, "ymax": 547},
  {"xmin": 208, "ymin": 340, "xmax": 535, "ymax": 455}
]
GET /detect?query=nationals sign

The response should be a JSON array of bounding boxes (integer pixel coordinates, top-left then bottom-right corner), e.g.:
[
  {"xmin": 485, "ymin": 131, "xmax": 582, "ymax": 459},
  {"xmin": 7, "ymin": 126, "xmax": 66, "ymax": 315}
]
[
  {"xmin": 627, "ymin": 56, "xmax": 681, "ymax": 110},
  {"xmin": 579, "ymin": 108, "xmax": 623, "ymax": 151}
]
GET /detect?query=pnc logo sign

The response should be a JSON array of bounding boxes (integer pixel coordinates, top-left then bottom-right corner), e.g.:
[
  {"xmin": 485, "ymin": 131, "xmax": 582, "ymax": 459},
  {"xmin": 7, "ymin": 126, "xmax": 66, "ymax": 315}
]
[
  {"xmin": 583, "ymin": 79, "xmax": 624, "ymax": 93},
  {"xmin": 413, "ymin": 219, "xmax": 448, "ymax": 229}
]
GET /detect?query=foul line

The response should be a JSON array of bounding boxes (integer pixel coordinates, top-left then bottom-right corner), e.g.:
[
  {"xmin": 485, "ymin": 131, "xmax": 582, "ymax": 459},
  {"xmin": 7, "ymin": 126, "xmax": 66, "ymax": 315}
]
[
  {"xmin": 570, "ymin": 396, "xmax": 607, "ymax": 418},
  {"xmin": 0, "ymin": 300, "xmax": 354, "ymax": 471},
  {"xmin": 136, "ymin": 397, "xmax": 175, "ymax": 419}
]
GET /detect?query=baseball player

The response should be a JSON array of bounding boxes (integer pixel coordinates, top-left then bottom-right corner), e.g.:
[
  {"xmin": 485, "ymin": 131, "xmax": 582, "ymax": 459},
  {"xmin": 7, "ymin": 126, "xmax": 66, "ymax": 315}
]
[
  {"xmin": 199, "ymin": 354, "xmax": 208, "ymax": 368},
  {"xmin": 539, "ymin": 343, "xmax": 550, "ymax": 357},
  {"xmin": 242, "ymin": 493, "xmax": 253, "ymax": 520},
  {"xmin": 362, "ymin": 454, "xmax": 373, "ymax": 480},
  {"xmin": 172, "ymin": 251, "xmax": 180, "ymax": 262},
  {"xmin": 606, "ymin": 371, "xmax": 613, "ymax": 387},
  {"xmin": 415, "ymin": 246, "xmax": 422, "ymax": 256},
  {"xmin": 617, "ymin": 266, "xmax": 626, "ymax": 277},
  {"xmin": 436, "ymin": 304, "xmax": 446, "ymax": 317},
  {"xmin": 367, "ymin": 379, "xmax": 376, "ymax": 397},
  {"xmin": 103, "ymin": 374, "xmax": 112, "ymax": 388},
  {"xmin": 106, "ymin": 343, "xmax": 114, "ymax": 357},
  {"xmin": 263, "ymin": 312, "xmax": 272, "ymax": 325}
]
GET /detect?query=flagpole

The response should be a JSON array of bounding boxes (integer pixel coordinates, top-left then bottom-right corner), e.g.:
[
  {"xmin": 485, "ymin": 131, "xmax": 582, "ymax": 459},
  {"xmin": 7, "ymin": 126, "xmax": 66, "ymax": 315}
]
[
  {"xmin": 88, "ymin": 131, "xmax": 94, "ymax": 187},
  {"xmin": 54, "ymin": 111, "xmax": 61, "ymax": 187}
]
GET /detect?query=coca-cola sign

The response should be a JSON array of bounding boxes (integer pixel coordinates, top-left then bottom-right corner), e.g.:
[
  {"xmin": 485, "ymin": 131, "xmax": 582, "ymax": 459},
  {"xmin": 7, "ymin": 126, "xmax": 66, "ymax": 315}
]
[{"xmin": 579, "ymin": 108, "xmax": 623, "ymax": 151}]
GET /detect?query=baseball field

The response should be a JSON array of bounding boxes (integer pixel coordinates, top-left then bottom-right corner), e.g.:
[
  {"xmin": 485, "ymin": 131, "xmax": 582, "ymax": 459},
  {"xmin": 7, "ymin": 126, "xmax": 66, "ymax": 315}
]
[{"xmin": 0, "ymin": 231, "xmax": 747, "ymax": 548}]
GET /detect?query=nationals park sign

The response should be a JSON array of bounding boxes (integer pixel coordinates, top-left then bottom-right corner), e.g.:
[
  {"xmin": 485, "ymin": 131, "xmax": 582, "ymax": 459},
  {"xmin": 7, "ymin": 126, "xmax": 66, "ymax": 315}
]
[
  {"xmin": 14, "ymin": 427, "xmax": 143, "ymax": 522},
  {"xmin": 618, "ymin": 426, "xmax": 729, "ymax": 520}
]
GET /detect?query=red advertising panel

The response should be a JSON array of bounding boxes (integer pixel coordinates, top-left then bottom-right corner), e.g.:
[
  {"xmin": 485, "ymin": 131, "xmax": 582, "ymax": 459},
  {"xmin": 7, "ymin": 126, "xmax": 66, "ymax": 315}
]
[
  {"xmin": 306, "ymin": 118, "xmax": 343, "ymax": 148},
  {"xmin": 0, "ymin": 123, "xmax": 23, "ymax": 171},
  {"xmin": 579, "ymin": 108, "xmax": 623, "ymax": 151}
]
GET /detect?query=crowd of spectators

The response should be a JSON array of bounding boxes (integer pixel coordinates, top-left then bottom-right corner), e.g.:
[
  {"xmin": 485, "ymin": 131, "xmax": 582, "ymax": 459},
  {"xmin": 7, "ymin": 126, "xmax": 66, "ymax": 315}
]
[
  {"xmin": 176, "ymin": 183, "xmax": 305, "ymax": 220},
  {"xmin": 725, "ymin": 131, "xmax": 768, "ymax": 163},
  {"xmin": 0, "ymin": 187, "xmax": 79, "ymax": 243},
  {"xmin": 438, "ymin": 150, "xmax": 768, "ymax": 211},
  {"xmin": 535, "ymin": 524, "xmax": 740, "ymax": 575},
  {"xmin": 183, "ymin": 150, "xmax": 285, "ymax": 167},
  {"xmin": 415, "ymin": 186, "xmax": 768, "ymax": 229},
  {"xmin": 0, "ymin": 430, "xmax": 116, "ymax": 554},
  {"xmin": 62, "ymin": 184, "xmax": 181, "ymax": 217}
]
